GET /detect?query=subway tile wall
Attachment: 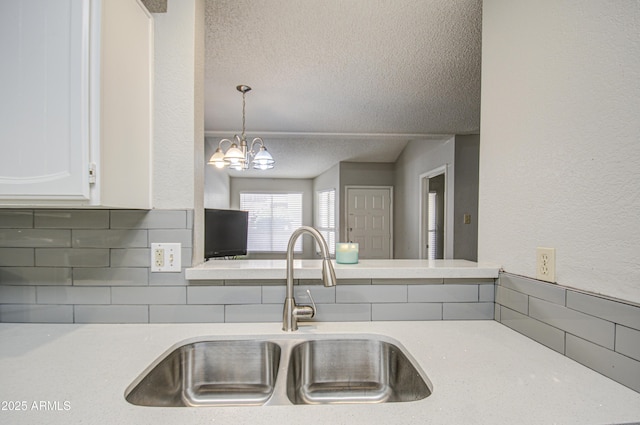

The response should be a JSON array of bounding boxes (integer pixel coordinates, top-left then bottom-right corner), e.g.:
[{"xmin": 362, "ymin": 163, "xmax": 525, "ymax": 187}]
[
  {"xmin": 0, "ymin": 209, "xmax": 495, "ymax": 324},
  {"xmin": 496, "ymin": 272, "xmax": 640, "ymax": 393}
]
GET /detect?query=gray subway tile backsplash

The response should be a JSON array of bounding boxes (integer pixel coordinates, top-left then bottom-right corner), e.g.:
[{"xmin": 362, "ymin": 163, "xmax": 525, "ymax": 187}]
[
  {"xmin": 566, "ymin": 334, "xmax": 640, "ymax": 393},
  {"xmin": 0, "ymin": 248, "xmax": 34, "ymax": 266},
  {"xmin": 495, "ymin": 272, "xmax": 640, "ymax": 393},
  {"xmin": 566, "ymin": 290, "xmax": 640, "ymax": 331},
  {"xmin": 372, "ymin": 303, "xmax": 442, "ymax": 321},
  {"xmin": 0, "ymin": 267, "xmax": 72, "ymax": 285},
  {"xmin": 315, "ymin": 303, "xmax": 371, "ymax": 322},
  {"xmin": 35, "ymin": 248, "xmax": 110, "ymax": 268},
  {"xmin": 148, "ymin": 229, "xmax": 192, "ymax": 247},
  {"xmin": 409, "ymin": 284, "xmax": 479, "ymax": 303},
  {"xmin": 34, "ymin": 210, "xmax": 109, "ymax": 229},
  {"xmin": 72, "ymin": 229, "xmax": 148, "ymax": 248},
  {"xmin": 479, "ymin": 283, "xmax": 495, "ymax": 302},
  {"xmin": 187, "ymin": 286, "xmax": 262, "ymax": 305},
  {"xmin": 495, "ymin": 285, "xmax": 528, "ymax": 315},
  {"xmin": 37, "ymin": 286, "xmax": 111, "ymax": 305},
  {"xmin": 111, "ymin": 286, "xmax": 186, "ymax": 305},
  {"xmin": 224, "ymin": 304, "xmax": 282, "ymax": 323},
  {"xmin": 0, "ymin": 229, "xmax": 70, "ymax": 248},
  {"xmin": 74, "ymin": 305, "xmax": 149, "ymax": 324},
  {"xmin": 529, "ymin": 297, "xmax": 615, "ymax": 349},
  {"xmin": 0, "ymin": 285, "xmax": 36, "ymax": 304},
  {"xmin": 337, "ymin": 284, "xmax": 407, "ymax": 303},
  {"xmin": 110, "ymin": 248, "xmax": 150, "ymax": 267},
  {"xmin": 500, "ymin": 273, "xmax": 566, "ymax": 305},
  {"xmin": 0, "ymin": 210, "xmax": 33, "ymax": 228},
  {"xmin": 110, "ymin": 210, "xmax": 188, "ymax": 229},
  {"xmin": 500, "ymin": 306, "xmax": 566, "ymax": 354},
  {"xmin": 443, "ymin": 302, "xmax": 494, "ymax": 320},
  {"xmin": 73, "ymin": 267, "xmax": 149, "ymax": 286},
  {"xmin": 0, "ymin": 304, "xmax": 73, "ymax": 323},
  {"xmin": 150, "ymin": 304, "xmax": 224, "ymax": 323},
  {"xmin": 262, "ymin": 285, "xmax": 336, "ymax": 304},
  {"xmin": 615, "ymin": 325, "xmax": 640, "ymax": 362}
]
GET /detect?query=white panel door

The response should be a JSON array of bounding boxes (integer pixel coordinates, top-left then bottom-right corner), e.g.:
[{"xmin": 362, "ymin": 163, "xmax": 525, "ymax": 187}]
[
  {"xmin": 346, "ymin": 187, "xmax": 392, "ymax": 259},
  {"xmin": 0, "ymin": 0, "xmax": 90, "ymax": 200}
]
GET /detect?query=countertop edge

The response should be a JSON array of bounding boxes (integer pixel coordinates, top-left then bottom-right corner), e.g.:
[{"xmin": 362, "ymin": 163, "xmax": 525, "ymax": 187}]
[{"xmin": 185, "ymin": 259, "xmax": 501, "ymax": 281}]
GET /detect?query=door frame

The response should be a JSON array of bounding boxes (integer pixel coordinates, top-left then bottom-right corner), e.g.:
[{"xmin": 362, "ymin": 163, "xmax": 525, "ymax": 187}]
[
  {"xmin": 344, "ymin": 185, "xmax": 394, "ymax": 258},
  {"xmin": 419, "ymin": 165, "xmax": 448, "ymax": 259}
]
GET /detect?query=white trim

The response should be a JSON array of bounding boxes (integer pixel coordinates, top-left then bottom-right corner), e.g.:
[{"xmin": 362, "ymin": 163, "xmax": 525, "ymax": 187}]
[
  {"xmin": 419, "ymin": 165, "xmax": 448, "ymax": 259},
  {"xmin": 344, "ymin": 185, "xmax": 394, "ymax": 259}
]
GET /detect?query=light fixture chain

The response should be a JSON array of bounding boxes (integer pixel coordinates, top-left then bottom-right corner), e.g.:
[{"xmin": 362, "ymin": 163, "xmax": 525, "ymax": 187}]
[{"xmin": 241, "ymin": 90, "xmax": 246, "ymax": 140}]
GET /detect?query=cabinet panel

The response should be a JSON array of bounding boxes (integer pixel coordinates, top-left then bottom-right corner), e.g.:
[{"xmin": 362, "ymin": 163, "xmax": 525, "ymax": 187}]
[{"xmin": 0, "ymin": 0, "xmax": 90, "ymax": 200}]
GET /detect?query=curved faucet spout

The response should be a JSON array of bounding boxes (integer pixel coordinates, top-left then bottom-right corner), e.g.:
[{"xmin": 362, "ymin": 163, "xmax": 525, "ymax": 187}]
[{"xmin": 283, "ymin": 226, "xmax": 336, "ymax": 331}]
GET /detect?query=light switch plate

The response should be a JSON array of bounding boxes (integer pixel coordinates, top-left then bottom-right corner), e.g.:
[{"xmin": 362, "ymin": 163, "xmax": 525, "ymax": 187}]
[{"xmin": 151, "ymin": 243, "xmax": 181, "ymax": 272}]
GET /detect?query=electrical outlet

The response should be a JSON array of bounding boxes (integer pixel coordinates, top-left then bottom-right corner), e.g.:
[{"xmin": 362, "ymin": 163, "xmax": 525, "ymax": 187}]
[
  {"xmin": 154, "ymin": 248, "xmax": 164, "ymax": 267},
  {"xmin": 151, "ymin": 243, "xmax": 181, "ymax": 272},
  {"xmin": 536, "ymin": 247, "xmax": 556, "ymax": 283}
]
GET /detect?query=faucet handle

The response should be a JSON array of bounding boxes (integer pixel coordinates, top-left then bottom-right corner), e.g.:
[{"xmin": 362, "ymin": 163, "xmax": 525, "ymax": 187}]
[{"xmin": 306, "ymin": 289, "xmax": 317, "ymax": 312}]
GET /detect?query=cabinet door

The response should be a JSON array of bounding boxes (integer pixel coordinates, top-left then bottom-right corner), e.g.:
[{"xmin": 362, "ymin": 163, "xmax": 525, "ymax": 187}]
[{"xmin": 0, "ymin": 0, "xmax": 90, "ymax": 201}]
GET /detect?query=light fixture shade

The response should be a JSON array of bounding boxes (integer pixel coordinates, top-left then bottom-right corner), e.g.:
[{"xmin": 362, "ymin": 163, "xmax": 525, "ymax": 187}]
[
  {"xmin": 252, "ymin": 146, "xmax": 275, "ymax": 168},
  {"xmin": 208, "ymin": 148, "xmax": 227, "ymax": 169},
  {"xmin": 253, "ymin": 163, "xmax": 274, "ymax": 170},
  {"xmin": 207, "ymin": 85, "xmax": 274, "ymax": 171},
  {"xmin": 223, "ymin": 144, "xmax": 245, "ymax": 164}
]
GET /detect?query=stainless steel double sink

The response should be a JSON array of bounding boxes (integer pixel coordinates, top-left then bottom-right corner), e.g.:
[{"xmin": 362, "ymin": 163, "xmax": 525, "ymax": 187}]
[{"xmin": 125, "ymin": 334, "xmax": 433, "ymax": 407}]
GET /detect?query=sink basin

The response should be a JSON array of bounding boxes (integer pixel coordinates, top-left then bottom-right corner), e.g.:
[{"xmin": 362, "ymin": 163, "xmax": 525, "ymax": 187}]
[
  {"xmin": 286, "ymin": 339, "xmax": 432, "ymax": 404},
  {"xmin": 125, "ymin": 334, "xmax": 432, "ymax": 407},
  {"xmin": 125, "ymin": 340, "xmax": 281, "ymax": 407}
]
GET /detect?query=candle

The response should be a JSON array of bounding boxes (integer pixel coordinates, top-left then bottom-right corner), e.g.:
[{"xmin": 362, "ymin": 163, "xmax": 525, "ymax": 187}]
[{"xmin": 336, "ymin": 243, "xmax": 359, "ymax": 264}]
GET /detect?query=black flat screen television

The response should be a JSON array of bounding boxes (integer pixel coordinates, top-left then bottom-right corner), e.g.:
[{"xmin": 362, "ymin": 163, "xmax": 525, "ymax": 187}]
[{"xmin": 204, "ymin": 209, "xmax": 249, "ymax": 259}]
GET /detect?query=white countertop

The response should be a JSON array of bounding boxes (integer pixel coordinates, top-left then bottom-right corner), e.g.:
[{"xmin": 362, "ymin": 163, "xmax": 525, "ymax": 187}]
[
  {"xmin": 186, "ymin": 259, "xmax": 500, "ymax": 280},
  {"xmin": 1, "ymin": 321, "xmax": 639, "ymax": 425}
]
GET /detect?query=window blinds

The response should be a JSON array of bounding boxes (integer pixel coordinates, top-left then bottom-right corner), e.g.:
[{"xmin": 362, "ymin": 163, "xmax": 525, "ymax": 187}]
[{"xmin": 240, "ymin": 192, "xmax": 303, "ymax": 252}]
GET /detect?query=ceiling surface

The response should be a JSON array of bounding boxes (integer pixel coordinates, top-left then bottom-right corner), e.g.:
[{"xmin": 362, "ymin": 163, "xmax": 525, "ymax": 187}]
[{"xmin": 204, "ymin": 0, "xmax": 482, "ymax": 178}]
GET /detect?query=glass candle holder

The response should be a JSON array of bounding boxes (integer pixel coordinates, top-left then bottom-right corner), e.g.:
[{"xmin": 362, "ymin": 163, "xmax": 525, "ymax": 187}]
[{"xmin": 335, "ymin": 243, "xmax": 359, "ymax": 264}]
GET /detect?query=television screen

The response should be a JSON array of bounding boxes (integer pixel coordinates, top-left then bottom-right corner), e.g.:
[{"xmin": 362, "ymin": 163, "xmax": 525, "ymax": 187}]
[{"xmin": 204, "ymin": 209, "xmax": 249, "ymax": 259}]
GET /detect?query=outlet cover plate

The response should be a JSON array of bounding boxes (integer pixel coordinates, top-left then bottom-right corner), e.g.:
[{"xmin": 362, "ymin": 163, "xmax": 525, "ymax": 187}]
[
  {"xmin": 536, "ymin": 247, "xmax": 556, "ymax": 283},
  {"xmin": 151, "ymin": 243, "xmax": 181, "ymax": 272}
]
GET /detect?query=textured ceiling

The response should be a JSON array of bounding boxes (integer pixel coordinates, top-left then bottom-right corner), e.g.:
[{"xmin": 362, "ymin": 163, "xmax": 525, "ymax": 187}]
[{"xmin": 204, "ymin": 0, "xmax": 482, "ymax": 178}]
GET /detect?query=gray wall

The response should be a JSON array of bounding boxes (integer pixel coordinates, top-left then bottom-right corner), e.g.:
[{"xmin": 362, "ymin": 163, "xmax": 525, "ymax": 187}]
[
  {"xmin": 230, "ymin": 177, "xmax": 315, "ymax": 259},
  {"xmin": 453, "ymin": 135, "xmax": 479, "ymax": 261},
  {"xmin": 393, "ymin": 137, "xmax": 455, "ymax": 259},
  {"xmin": 338, "ymin": 162, "xmax": 395, "ymax": 243}
]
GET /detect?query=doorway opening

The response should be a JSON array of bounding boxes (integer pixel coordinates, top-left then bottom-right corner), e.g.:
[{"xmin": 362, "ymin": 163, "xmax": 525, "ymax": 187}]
[{"xmin": 419, "ymin": 166, "xmax": 447, "ymax": 259}]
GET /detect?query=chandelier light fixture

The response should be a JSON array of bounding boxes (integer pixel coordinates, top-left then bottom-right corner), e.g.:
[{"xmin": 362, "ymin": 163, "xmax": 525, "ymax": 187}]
[{"xmin": 207, "ymin": 85, "xmax": 275, "ymax": 171}]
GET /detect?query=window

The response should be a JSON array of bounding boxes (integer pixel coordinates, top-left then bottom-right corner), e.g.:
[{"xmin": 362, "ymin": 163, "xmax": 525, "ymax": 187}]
[
  {"xmin": 316, "ymin": 189, "xmax": 336, "ymax": 255},
  {"xmin": 427, "ymin": 191, "xmax": 437, "ymax": 260},
  {"xmin": 240, "ymin": 192, "xmax": 303, "ymax": 252}
]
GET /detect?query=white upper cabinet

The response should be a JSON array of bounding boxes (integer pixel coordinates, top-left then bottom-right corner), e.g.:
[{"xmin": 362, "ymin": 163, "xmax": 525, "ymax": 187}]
[{"xmin": 0, "ymin": 0, "xmax": 153, "ymax": 208}]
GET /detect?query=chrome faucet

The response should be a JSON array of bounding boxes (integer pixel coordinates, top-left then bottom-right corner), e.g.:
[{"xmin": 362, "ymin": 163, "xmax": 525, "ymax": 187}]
[{"xmin": 283, "ymin": 226, "xmax": 337, "ymax": 331}]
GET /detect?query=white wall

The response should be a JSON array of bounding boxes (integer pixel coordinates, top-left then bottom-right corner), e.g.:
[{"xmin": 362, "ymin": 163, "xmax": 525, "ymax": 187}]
[
  {"xmin": 152, "ymin": 0, "xmax": 202, "ymax": 209},
  {"xmin": 479, "ymin": 1, "xmax": 640, "ymax": 303},
  {"xmin": 152, "ymin": 0, "xmax": 205, "ymax": 265}
]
